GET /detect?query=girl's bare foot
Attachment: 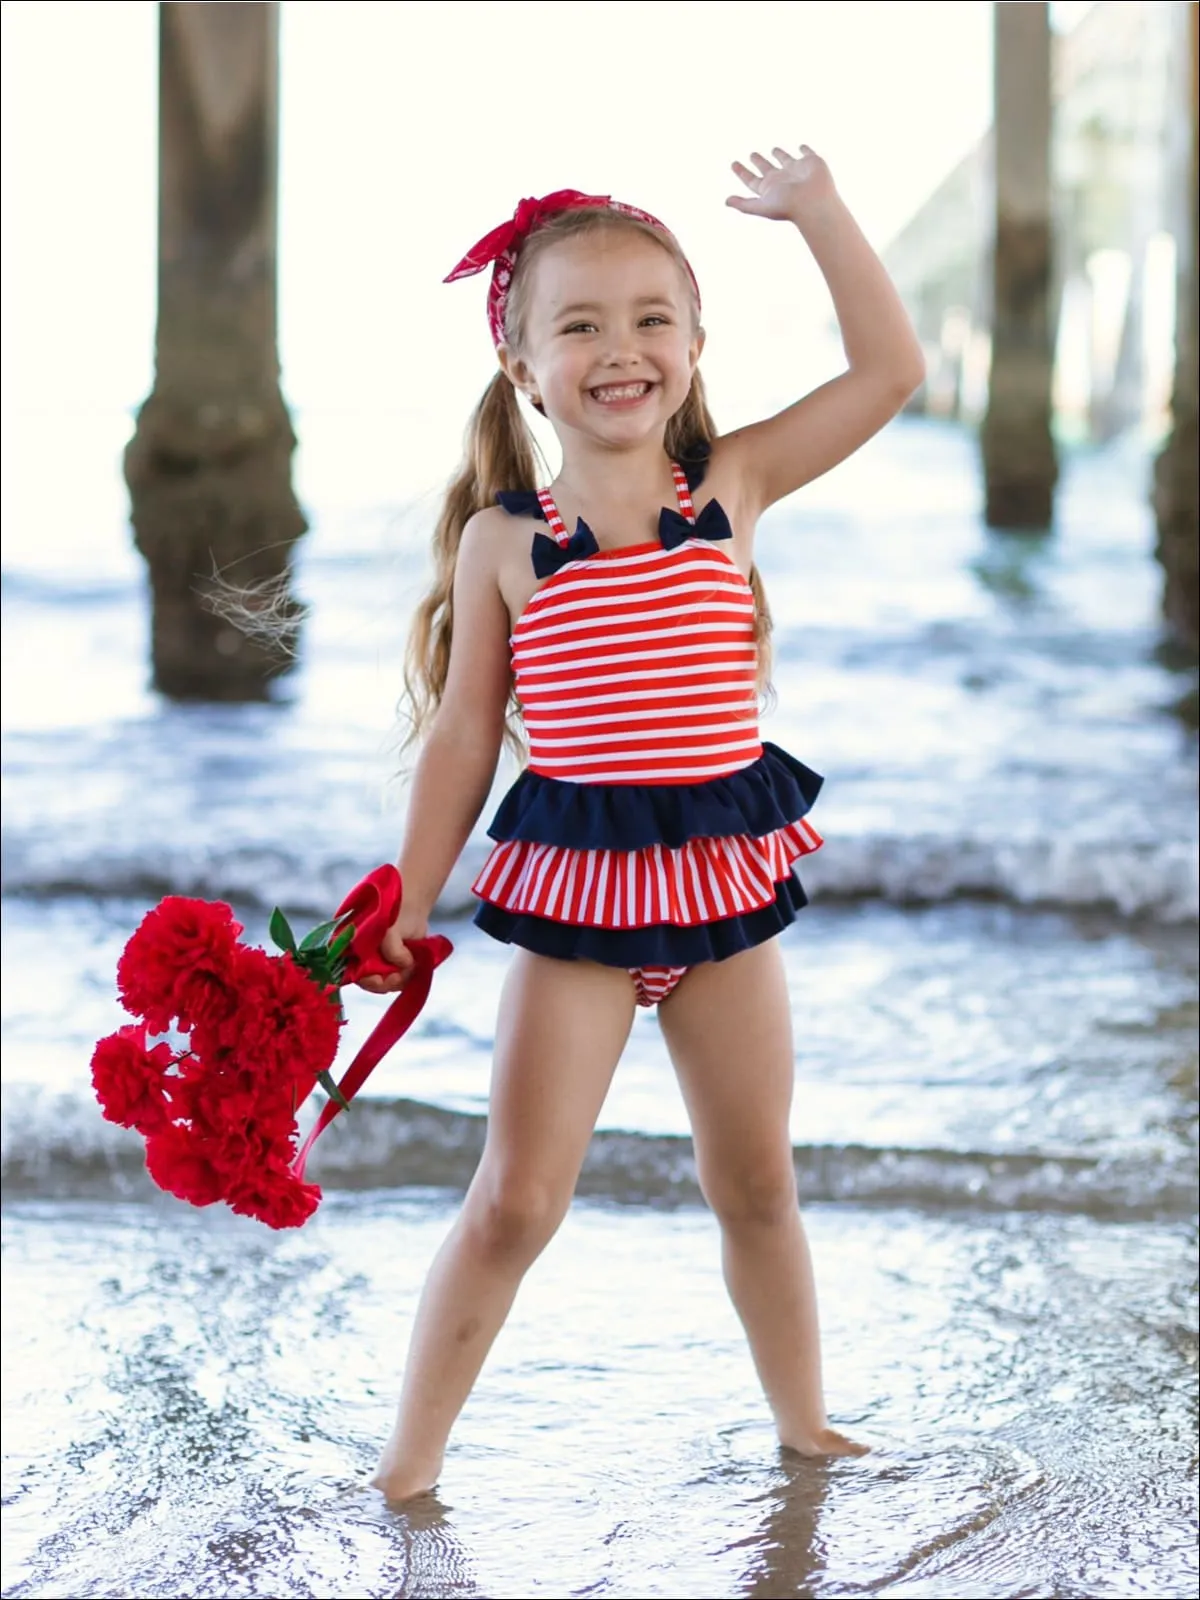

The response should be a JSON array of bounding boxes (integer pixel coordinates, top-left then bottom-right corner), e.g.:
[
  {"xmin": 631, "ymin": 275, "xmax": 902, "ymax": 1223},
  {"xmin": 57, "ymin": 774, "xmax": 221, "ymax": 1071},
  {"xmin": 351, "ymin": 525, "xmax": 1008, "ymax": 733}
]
[
  {"xmin": 370, "ymin": 1446, "xmax": 443, "ymax": 1504},
  {"xmin": 370, "ymin": 1470, "xmax": 440, "ymax": 1504},
  {"xmin": 781, "ymin": 1426, "xmax": 870, "ymax": 1459}
]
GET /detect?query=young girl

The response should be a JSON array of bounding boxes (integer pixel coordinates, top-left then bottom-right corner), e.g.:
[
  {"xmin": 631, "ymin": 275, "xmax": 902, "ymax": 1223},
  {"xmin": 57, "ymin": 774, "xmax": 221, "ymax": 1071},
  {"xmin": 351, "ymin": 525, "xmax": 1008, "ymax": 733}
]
[{"xmin": 360, "ymin": 145, "xmax": 924, "ymax": 1501}]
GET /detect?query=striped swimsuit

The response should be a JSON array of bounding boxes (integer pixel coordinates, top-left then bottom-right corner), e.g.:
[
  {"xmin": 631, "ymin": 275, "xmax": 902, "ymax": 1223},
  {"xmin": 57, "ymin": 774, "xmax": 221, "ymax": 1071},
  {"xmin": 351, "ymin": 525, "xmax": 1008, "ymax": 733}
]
[{"xmin": 472, "ymin": 452, "xmax": 824, "ymax": 1007}]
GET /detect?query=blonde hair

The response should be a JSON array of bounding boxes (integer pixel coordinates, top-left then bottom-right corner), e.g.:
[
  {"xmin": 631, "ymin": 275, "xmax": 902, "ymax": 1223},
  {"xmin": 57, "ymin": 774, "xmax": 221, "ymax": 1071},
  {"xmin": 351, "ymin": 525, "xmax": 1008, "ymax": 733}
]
[{"xmin": 402, "ymin": 208, "xmax": 773, "ymax": 754}]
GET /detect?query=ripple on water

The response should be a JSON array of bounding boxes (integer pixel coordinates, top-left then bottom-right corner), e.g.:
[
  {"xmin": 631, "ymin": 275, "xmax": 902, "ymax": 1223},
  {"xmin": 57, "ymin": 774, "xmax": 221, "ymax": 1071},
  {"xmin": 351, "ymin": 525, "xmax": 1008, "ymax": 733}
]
[{"xmin": 2, "ymin": 1195, "xmax": 1195, "ymax": 1598}]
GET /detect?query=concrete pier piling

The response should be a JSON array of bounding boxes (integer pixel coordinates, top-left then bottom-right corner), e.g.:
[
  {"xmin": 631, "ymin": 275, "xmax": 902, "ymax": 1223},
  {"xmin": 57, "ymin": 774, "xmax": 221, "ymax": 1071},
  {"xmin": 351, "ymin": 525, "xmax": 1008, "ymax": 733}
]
[
  {"xmin": 981, "ymin": 0, "xmax": 1059, "ymax": 530},
  {"xmin": 124, "ymin": 1, "xmax": 305, "ymax": 700},
  {"xmin": 1153, "ymin": 0, "xmax": 1199, "ymax": 660}
]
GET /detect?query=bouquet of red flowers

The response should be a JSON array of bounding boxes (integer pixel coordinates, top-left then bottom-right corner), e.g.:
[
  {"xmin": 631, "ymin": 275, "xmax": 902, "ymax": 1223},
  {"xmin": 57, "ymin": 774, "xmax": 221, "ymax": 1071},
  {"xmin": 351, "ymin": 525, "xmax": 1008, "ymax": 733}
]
[{"xmin": 90, "ymin": 865, "xmax": 451, "ymax": 1229}]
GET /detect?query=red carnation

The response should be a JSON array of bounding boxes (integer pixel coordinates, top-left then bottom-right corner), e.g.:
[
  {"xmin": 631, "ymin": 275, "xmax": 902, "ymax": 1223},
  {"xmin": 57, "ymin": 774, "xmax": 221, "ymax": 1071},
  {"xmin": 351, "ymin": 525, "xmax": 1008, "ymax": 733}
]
[
  {"xmin": 117, "ymin": 897, "xmax": 244, "ymax": 1035},
  {"xmin": 208, "ymin": 1116, "xmax": 295, "ymax": 1189},
  {"xmin": 95, "ymin": 867, "xmax": 450, "ymax": 1230},
  {"xmin": 187, "ymin": 1066, "xmax": 296, "ymax": 1145},
  {"xmin": 196, "ymin": 946, "xmax": 342, "ymax": 1095},
  {"xmin": 225, "ymin": 1160, "xmax": 322, "ymax": 1229},
  {"xmin": 91, "ymin": 1025, "xmax": 176, "ymax": 1136},
  {"xmin": 144, "ymin": 1123, "xmax": 226, "ymax": 1207}
]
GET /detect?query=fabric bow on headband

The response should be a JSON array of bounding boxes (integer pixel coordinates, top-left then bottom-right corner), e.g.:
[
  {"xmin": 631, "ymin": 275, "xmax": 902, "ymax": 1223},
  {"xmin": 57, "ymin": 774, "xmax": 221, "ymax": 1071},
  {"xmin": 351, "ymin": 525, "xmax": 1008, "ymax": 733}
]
[{"xmin": 445, "ymin": 188, "xmax": 700, "ymax": 347}]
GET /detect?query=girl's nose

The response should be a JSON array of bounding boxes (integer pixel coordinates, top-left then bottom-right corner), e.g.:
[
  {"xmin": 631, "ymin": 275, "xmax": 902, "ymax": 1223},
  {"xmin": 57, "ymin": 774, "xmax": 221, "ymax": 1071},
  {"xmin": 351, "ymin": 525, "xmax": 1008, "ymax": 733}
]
[{"xmin": 601, "ymin": 334, "xmax": 641, "ymax": 367}]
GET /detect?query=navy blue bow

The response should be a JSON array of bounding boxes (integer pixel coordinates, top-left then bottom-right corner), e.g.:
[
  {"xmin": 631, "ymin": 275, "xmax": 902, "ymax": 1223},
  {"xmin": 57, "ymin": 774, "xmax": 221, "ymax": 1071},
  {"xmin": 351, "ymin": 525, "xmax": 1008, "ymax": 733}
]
[
  {"xmin": 531, "ymin": 523, "xmax": 601, "ymax": 579},
  {"xmin": 658, "ymin": 497, "xmax": 734, "ymax": 551}
]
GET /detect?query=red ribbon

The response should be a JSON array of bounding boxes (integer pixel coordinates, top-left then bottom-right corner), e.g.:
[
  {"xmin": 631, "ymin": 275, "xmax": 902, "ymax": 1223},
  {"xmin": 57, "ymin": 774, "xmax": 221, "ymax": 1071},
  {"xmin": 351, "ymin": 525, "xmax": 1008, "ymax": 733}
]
[
  {"xmin": 291, "ymin": 865, "xmax": 452, "ymax": 1181},
  {"xmin": 443, "ymin": 189, "xmax": 611, "ymax": 286},
  {"xmin": 444, "ymin": 189, "xmax": 700, "ymax": 348}
]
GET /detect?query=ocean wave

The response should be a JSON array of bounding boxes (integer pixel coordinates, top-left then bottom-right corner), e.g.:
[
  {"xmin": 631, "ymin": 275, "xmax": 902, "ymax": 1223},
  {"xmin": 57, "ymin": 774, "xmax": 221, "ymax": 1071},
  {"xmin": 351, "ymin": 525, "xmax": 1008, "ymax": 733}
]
[
  {"xmin": 0, "ymin": 569, "xmax": 140, "ymax": 605},
  {"xmin": 3, "ymin": 1086, "xmax": 1195, "ymax": 1221},
  {"xmin": 2, "ymin": 829, "xmax": 1195, "ymax": 923}
]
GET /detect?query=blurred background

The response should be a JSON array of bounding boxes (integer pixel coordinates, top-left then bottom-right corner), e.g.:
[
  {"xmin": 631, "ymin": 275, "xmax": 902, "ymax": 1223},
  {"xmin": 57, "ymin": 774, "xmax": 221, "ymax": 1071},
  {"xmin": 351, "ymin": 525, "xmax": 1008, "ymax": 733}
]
[
  {"xmin": 2, "ymin": 1, "xmax": 1196, "ymax": 694},
  {"xmin": 2, "ymin": 6, "xmax": 1198, "ymax": 1598}
]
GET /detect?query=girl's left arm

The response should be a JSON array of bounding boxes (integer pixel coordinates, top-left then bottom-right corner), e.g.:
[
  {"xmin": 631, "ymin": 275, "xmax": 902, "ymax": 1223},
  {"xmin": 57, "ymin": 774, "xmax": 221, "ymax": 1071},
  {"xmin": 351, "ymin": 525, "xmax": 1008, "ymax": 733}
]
[{"xmin": 716, "ymin": 146, "xmax": 926, "ymax": 518}]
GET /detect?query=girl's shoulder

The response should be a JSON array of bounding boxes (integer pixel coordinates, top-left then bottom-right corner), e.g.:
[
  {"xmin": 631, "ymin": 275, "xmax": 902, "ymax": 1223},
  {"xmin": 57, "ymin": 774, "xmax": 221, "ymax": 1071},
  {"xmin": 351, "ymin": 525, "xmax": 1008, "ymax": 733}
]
[
  {"xmin": 462, "ymin": 501, "xmax": 523, "ymax": 547},
  {"xmin": 461, "ymin": 501, "xmax": 541, "ymax": 604}
]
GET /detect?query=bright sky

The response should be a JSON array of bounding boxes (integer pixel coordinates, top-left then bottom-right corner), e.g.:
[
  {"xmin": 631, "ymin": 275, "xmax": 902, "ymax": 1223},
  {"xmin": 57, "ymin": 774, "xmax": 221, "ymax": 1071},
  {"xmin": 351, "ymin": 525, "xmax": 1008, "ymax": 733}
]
[{"xmin": 0, "ymin": 1, "xmax": 1089, "ymax": 506}]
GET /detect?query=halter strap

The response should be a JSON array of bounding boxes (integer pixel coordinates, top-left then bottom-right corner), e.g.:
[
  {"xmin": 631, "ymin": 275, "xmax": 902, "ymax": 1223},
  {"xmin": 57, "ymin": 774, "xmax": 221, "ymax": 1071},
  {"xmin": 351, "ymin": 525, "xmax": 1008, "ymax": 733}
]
[
  {"xmin": 535, "ymin": 487, "xmax": 570, "ymax": 542},
  {"xmin": 670, "ymin": 461, "xmax": 697, "ymax": 524},
  {"xmin": 537, "ymin": 463, "xmax": 696, "ymax": 549}
]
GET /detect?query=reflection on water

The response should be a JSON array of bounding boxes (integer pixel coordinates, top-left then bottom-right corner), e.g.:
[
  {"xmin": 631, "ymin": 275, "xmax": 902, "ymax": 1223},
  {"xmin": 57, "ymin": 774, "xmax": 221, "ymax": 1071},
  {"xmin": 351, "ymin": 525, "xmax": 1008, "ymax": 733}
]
[
  {"xmin": 969, "ymin": 525, "xmax": 1057, "ymax": 609},
  {"xmin": 373, "ymin": 1493, "xmax": 480, "ymax": 1600},
  {"xmin": 720, "ymin": 1458, "xmax": 830, "ymax": 1598},
  {"xmin": 3, "ymin": 1196, "xmax": 1195, "ymax": 1598}
]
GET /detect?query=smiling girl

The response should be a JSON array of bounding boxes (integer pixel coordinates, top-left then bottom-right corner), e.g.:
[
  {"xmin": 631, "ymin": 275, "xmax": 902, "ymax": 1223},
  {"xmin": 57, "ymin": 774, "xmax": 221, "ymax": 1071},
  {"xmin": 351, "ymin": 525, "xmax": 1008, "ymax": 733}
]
[{"xmin": 361, "ymin": 147, "xmax": 924, "ymax": 1501}]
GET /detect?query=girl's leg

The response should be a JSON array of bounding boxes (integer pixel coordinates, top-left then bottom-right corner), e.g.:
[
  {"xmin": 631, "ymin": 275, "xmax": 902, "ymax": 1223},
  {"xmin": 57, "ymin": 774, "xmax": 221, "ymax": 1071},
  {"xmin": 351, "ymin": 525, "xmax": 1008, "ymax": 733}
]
[
  {"xmin": 657, "ymin": 938, "xmax": 867, "ymax": 1457},
  {"xmin": 372, "ymin": 950, "xmax": 636, "ymax": 1500}
]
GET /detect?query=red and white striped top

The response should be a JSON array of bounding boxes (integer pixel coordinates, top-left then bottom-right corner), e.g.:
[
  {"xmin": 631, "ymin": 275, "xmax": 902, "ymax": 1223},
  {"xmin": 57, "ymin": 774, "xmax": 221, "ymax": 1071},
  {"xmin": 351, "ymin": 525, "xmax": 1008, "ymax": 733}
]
[{"xmin": 513, "ymin": 464, "xmax": 763, "ymax": 786}]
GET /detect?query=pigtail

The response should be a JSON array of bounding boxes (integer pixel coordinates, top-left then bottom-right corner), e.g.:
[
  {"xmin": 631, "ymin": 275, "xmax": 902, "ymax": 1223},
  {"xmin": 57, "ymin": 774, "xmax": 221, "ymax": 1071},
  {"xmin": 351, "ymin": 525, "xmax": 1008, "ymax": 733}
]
[
  {"xmin": 666, "ymin": 370, "xmax": 774, "ymax": 699},
  {"xmin": 664, "ymin": 366, "xmax": 717, "ymax": 465},
  {"xmin": 401, "ymin": 373, "xmax": 538, "ymax": 754}
]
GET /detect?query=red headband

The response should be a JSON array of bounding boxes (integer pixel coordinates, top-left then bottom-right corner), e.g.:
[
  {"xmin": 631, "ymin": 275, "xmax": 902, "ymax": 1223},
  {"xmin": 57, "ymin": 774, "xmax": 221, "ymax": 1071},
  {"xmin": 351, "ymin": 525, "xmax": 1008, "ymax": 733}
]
[{"xmin": 444, "ymin": 188, "xmax": 701, "ymax": 347}]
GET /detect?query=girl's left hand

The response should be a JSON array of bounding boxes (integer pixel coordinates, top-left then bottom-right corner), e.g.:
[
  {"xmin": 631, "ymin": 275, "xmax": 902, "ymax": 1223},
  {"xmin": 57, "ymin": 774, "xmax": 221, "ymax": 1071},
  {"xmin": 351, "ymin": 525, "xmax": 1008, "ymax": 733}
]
[{"xmin": 727, "ymin": 145, "xmax": 837, "ymax": 225}]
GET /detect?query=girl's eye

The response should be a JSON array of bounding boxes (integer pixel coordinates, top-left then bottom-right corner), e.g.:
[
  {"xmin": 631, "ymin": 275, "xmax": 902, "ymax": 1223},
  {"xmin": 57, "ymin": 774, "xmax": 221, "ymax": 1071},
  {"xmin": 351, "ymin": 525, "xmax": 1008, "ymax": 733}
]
[
  {"xmin": 563, "ymin": 322, "xmax": 597, "ymax": 335},
  {"xmin": 640, "ymin": 315, "xmax": 669, "ymax": 327}
]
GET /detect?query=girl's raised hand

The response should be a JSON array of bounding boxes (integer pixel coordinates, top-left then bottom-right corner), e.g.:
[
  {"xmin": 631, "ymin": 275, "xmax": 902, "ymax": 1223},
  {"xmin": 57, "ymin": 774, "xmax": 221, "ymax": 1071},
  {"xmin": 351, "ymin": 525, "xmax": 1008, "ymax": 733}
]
[{"xmin": 727, "ymin": 145, "xmax": 837, "ymax": 225}]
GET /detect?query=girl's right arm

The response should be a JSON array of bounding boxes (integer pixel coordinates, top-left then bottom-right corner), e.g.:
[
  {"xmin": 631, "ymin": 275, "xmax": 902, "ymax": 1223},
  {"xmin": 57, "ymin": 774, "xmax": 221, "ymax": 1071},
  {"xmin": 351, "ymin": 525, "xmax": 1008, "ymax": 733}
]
[{"xmin": 360, "ymin": 512, "xmax": 514, "ymax": 994}]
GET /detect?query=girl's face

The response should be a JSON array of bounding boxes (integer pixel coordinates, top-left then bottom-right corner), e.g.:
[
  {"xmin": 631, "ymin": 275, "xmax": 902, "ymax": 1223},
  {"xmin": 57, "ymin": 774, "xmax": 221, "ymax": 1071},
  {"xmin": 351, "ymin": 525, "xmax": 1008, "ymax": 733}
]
[{"xmin": 502, "ymin": 229, "xmax": 703, "ymax": 451}]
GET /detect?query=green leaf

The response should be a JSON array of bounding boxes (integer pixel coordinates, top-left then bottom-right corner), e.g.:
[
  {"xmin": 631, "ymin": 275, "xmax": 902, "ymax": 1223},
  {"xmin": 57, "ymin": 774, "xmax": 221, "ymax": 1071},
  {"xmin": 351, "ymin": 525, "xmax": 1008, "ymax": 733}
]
[
  {"xmin": 269, "ymin": 907, "xmax": 297, "ymax": 954},
  {"xmin": 298, "ymin": 918, "xmax": 338, "ymax": 953},
  {"xmin": 328, "ymin": 925, "xmax": 355, "ymax": 962},
  {"xmin": 317, "ymin": 1068, "xmax": 351, "ymax": 1111}
]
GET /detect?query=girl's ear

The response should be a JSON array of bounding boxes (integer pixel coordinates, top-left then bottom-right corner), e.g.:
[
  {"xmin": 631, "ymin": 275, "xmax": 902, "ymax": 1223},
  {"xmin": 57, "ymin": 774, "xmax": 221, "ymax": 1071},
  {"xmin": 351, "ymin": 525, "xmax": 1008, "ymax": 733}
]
[
  {"xmin": 690, "ymin": 325, "xmax": 707, "ymax": 370},
  {"xmin": 497, "ymin": 345, "xmax": 541, "ymax": 410}
]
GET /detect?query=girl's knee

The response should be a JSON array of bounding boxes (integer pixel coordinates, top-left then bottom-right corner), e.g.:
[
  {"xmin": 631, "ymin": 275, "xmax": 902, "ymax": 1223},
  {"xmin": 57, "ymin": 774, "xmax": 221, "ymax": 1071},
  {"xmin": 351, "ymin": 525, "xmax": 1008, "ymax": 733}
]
[
  {"xmin": 702, "ymin": 1162, "xmax": 798, "ymax": 1231},
  {"xmin": 464, "ymin": 1170, "xmax": 569, "ymax": 1263}
]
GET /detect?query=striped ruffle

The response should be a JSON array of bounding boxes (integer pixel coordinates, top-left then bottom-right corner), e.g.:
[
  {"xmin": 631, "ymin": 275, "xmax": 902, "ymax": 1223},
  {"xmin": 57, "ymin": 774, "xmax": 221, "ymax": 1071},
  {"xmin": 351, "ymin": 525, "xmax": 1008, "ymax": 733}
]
[
  {"xmin": 471, "ymin": 818, "xmax": 822, "ymax": 930},
  {"xmin": 474, "ymin": 875, "xmax": 809, "ymax": 968}
]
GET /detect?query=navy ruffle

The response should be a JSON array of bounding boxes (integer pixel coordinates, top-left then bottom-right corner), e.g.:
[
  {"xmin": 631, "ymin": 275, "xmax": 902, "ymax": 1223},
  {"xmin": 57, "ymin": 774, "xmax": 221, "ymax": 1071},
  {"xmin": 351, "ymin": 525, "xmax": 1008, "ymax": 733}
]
[
  {"xmin": 474, "ymin": 875, "xmax": 808, "ymax": 968},
  {"xmin": 487, "ymin": 742, "xmax": 822, "ymax": 852}
]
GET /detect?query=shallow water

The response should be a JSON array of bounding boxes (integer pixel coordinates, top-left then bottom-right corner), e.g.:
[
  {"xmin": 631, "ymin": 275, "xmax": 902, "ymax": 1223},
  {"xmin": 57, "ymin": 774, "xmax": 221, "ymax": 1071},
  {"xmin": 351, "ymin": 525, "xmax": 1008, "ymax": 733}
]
[
  {"xmin": 3, "ymin": 1197, "xmax": 1196, "ymax": 1599},
  {"xmin": 4, "ymin": 897, "xmax": 1197, "ymax": 1221},
  {"xmin": 2, "ymin": 419, "xmax": 1198, "ymax": 1597}
]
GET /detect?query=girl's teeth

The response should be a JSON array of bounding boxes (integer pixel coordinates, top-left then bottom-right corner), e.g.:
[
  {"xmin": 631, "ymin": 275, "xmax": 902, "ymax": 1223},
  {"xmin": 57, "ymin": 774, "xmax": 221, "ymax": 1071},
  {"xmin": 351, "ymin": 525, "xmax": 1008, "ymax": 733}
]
[{"xmin": 593, "ymin": 383, "xmax": 650, "ymax": 401}]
